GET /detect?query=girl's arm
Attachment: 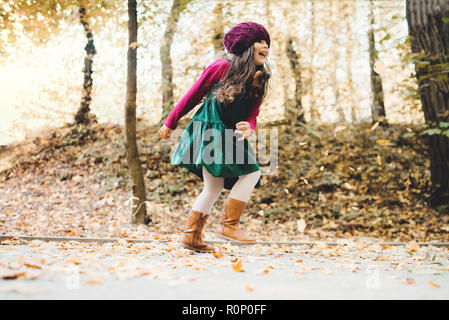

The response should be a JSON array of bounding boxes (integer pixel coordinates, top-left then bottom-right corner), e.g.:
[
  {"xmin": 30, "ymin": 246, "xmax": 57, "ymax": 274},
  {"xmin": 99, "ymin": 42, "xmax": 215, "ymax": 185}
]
[
  {"xmin": 163, "ymin": 59, "xmax": 231, "ymax": 130},
  {"xmin": 246, "ymin": 97, "xmax": 263, "ymax": 135}
]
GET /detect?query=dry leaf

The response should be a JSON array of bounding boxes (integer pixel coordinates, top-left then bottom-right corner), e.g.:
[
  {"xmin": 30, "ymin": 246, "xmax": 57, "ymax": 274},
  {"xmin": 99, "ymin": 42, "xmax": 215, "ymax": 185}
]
[
  {"xmin": 232, "ymin": 259, "xmax": 245, "ymax": 272},
  {"xmin": 244, "ymin": 283, "xmax": 254, "ymax": 291},
  {"xmin": 409, "ymin": 241, "xmax": 420, "ymax": 251},
  {"xmin": 1, "ymin": 271, "xmax": 26, "ymax": 280},
  {"xmin": 85, "ymin": 278, "xmax": 103, "ymax": 284},
  {"xmin": 404, "ymin": 277, "xmax": 415, "ymax": 285},
  {"xmin": 376, "ymin": 154, "xmax": 382, "ymax": 165},
  {"xmin": 376, "ymin": 140, "xmax": 390, "ymax": 146},
  {"xmin": 212, "ymin": 251, "xmax": 223, "ymax": 259},
  {"xmin": 371, "ymin": 121, "xmax": 379, "ymax": 131},
  {"xmin": 297, "ymin": 219, "xmax": 307, "ymax": 233},
  {"xmin": 429, "ymin": 280, "xmax": 439, "ymax": 288}
]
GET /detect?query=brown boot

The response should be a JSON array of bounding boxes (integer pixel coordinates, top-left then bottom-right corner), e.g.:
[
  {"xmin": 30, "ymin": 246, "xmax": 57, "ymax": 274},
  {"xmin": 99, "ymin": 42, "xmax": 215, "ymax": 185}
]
[
  {"xmin": 180, "ymin": 210, "xmax": 214, "ymax": 252},
  {"xmin": 214, "ymin": 197, "xmax": 256, "ymax": 244}
]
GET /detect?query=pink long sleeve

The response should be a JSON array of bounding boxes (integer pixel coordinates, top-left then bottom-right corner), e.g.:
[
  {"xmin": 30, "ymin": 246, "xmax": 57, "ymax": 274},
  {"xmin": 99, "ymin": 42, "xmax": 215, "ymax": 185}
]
[
  {"xmin": 163, "ymin": 59, "xmax": 231, "ymax": 130},
  {"xmin": 246, "ymin": 97, "xmax": 263, "ymax": 134}
]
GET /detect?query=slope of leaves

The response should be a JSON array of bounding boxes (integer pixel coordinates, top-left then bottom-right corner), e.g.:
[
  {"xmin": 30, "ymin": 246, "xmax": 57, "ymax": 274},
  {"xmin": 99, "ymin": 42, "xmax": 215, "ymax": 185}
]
[{"xmin": 0, "ymin": 120, "xmax": 447, "ymax": 242}]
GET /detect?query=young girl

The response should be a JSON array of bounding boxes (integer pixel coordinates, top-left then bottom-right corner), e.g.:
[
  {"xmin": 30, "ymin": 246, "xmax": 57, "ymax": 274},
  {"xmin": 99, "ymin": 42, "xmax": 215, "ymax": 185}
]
[{"xmin": 159, "ymin": 22, "xmax": 271, "ymax": 252}]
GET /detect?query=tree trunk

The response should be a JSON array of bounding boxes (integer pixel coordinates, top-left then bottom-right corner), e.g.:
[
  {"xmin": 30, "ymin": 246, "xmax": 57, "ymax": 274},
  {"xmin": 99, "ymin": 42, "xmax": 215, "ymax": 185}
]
[
  {"xmin": 126, "ymin": 0, "xmax": 149, "ymax": 224},
  {"xmin": 159, "ymin": 0, "xmax": 190, "ymax": 126},
  {"xmin": 212, "ymin": 1, "xmax": 225, "ymax": 54},
  {"xmin": 331, "ymin": 0, "xmax": 345, "ymax": 123},
  {"xmin": 368, "ymin": 0, "xmax": 387, "ymax": 125},
  {"xmin": 309, "ymin": 0, "xmax": 319, "ymax": 123},
  {"xmin": 75, "ymin": 5, "xmax": 97, "ymax": 125},
  {"xmin": 406, "ymin": 0, "xmax": 449, "ymax": 206},
  {"xmin": 282, "ymin": 0, "xmax": 305, "ymax": 125},
  {"xmin": 285, "ymin": 37, "xmax": 305, "ymax": 124},
  {"xmin": 344, "ymin": 2, "xmax": 357, "ymax": 123}
]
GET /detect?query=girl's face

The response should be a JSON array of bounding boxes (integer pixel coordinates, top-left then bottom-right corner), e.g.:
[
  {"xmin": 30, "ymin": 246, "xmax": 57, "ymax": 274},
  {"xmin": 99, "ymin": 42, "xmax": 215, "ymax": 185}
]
[{"xmin": 253, "ymin": 40, "xmax": 269, "ymax": 66}]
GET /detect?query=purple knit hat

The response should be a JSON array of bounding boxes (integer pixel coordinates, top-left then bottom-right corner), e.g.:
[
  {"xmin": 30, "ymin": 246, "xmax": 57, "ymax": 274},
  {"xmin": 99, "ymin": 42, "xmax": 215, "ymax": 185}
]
[{"xmin": 223, "ymin": 22, "xmax": 270, "ymax": 56}]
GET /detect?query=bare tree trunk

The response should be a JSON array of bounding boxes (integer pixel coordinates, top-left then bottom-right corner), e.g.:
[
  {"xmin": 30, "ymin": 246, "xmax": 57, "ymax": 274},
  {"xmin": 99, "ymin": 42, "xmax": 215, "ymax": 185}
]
[
  {"xmin": 286, "ymin": 37, "xmax": 305, "ymax": 123},
  {"xmin": 406, "ymin": 0, "xmax": 449, "ymax": 206},
  {"xmin": 345, "ymin": 6, "xmax": 357, "ymax": 123},
  {"xmin": 309, "ymin": 0, "xmax": 319, "ymax": 123},
  {"xmin": 75, "ymin": 5, "xmax": 97, "ymax": 125},
  {"xmin": 282, "ymin": 0, "xmax": 305, "ymax": 124},
  {"xmin": 159, "ymin": 0, "xmax": 191, "ymax": 126},
  {"xmin": 368, "ymin": 0, "xmax": 387, "ymax": 125},
  {"xmin": 212, "ymin": 1, "xmax": 224, "ymax": 54},
  {"xmin": 126, "ymin": 0, "xmax": 149, "ymax": 225},
  {"xmin": 331, "ymin": 0, "xmax": 345, "ymax": 123}
]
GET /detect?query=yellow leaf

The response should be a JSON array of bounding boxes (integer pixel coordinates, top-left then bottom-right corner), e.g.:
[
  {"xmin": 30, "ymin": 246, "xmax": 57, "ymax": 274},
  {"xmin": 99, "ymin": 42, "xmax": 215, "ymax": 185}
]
[
  {"xmin": 371, "ymin": 121, "xmax": 379, "ymax": 131},
  {"xmin": 296, "ymin": 259, "xmax": 303, "ymax": 263},
  {"xmin": 434, "ymin": 266, "xmax": 449, "ymax": 271},
  {"xmin": 175, "ymin": 250, "xmax": 186, "ymax": 257},
  {"xmin": 232, "ymin": 259, "xmax": 245, "ymax": 272},
  {"xmin": 376, "ymin": 154, "xmax": 382, "ymax": 165},
  {"xmin": 376, "ymin": 140, "xmax": 390, "ymax": 146},
  {"xmin": 212, "ymin": 251, "xmax": 223, "ymax": 259},
  {"xmin": 409, "ymin": 241, "xmax": 420, "ymax": 251},
  {"xmin": 85, "ymin": 278, "xmax": 103, "ymax": 284},
  {"xmin": 244, "ymin": 283, "xmax": 254, "ymax": 291},
  {"xmin": 429, "ymin": 280, "xmax": 439, "ymax": 288}
]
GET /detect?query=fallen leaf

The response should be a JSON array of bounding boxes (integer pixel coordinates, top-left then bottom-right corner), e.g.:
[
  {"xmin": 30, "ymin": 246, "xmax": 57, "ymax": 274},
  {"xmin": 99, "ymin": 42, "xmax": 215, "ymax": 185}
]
[
  {"xmin": 376, "ymin": 140, "xmax": 390, "ymax": 146},
  {"xmin": 232, "ymin": 259, "xmax": 245, "ymax": 272},
  {"xmin": 244, "ymin": 283, "xmax": 254, "ymax": 291},
  {"xmin": 85, "ymin": 278, "xmax": 103, "ymax": 284},
  {"xmin": 429, "ymin": 280, "xmax": 439, "ymax": 288},
  {"xmin": 297, "ymin": 219, "xmax": 307, "ymax": 233},
  {"xmin": 404, "ymin": 277, "xmax": 415, "ymax": 285},
  {"xmin": 212, "ymin": 251, "xmax": 223, "ymax": 259},
  {"xmin": 409, "ymin": 241, "xmax": 420, "ymax": 251},
  {"xmin": 376, "ymin": 154, "xmax": 382, "ymax": 165}
]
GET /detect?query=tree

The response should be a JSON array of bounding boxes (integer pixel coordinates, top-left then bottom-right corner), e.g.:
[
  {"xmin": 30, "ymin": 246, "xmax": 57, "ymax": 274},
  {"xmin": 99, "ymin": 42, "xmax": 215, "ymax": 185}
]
[
  {"xmin": 211, "ymin": 1, "xmax": 225, "ymax": 55},
  {"xmin": 368, "ymin": 0, "xmax": 387, "ymax": 125},
  {"xmin": 125, "ymin": 0, "xmax": 150, "ymax": 224},
  {"xmin": 406, "ymin": 0, "xmax": 449, "ymax": 206},
  {"xmin": 282, "ymin": 0, "xmax": 305, "ymax": 124},
  {"xmin": 0, "ymin": 0, "xmax": 119, "ymax": 125},
  {"xmin": 159, "ymin": 0, "xmax": 193, "ymax": 127}
]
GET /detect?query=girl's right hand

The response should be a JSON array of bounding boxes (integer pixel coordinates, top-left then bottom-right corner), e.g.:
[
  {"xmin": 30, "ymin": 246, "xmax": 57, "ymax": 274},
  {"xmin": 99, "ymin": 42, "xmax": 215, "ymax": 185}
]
[{"xmin": 159, "ymin": 124, "xmax": 173, "ymax": 139}]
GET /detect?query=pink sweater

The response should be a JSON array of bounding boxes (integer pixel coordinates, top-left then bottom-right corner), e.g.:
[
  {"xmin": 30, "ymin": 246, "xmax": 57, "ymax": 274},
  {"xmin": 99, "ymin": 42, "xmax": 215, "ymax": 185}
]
[{"xmin": 163, "ymin": 59, "xmax": 262, "ymax": 134}]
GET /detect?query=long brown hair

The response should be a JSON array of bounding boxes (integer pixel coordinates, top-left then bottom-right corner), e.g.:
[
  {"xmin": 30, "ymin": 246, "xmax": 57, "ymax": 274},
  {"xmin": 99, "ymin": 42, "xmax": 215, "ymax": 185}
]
[{"xmin": 214, "ymin": 45, "xmax": 272, "ymax": 107}]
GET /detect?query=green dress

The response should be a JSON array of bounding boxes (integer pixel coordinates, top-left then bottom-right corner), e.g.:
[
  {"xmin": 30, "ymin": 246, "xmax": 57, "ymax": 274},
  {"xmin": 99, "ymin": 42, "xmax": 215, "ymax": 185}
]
[{"xmin": 171, "ymin": 83, "xmax": 262, "ymax": 190}]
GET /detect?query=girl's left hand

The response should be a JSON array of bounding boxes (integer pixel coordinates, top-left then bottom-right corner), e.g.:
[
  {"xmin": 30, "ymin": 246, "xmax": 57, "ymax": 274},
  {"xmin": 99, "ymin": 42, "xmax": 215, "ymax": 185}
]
[{"xmin": 234, "ymin": 121, "xmax": 251, "ymax": 141}]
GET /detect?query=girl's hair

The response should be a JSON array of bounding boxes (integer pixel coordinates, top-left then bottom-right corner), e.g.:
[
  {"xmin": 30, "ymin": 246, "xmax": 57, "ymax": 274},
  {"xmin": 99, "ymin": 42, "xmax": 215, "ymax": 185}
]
[{"xmin": 214, "ymin": 44, "xmax": 272, "ymax": 107}]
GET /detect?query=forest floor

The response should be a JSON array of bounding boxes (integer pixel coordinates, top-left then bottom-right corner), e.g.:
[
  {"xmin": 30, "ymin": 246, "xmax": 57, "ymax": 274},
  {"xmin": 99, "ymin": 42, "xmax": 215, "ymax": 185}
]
[
  {"xmin": 1, "ymin": 120, "xmax": 449, "ymax": 299},
  {"xmin": 0, "ymin": 237, "xmax": 448, "ymax": 299},
  {"xmin": 0, "ymin": 119, "xmax": 447, "ymax": 243}
]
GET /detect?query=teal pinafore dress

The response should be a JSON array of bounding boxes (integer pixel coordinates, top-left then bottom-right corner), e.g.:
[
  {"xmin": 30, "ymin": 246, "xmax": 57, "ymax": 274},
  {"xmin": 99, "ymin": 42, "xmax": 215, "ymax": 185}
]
[{"xmin": 171, "ymin": 83, "xmax": 262, "ymax": 190}]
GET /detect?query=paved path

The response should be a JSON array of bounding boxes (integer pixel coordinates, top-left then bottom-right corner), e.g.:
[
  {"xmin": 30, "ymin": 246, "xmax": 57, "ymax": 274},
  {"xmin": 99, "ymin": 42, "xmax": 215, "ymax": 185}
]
[{"xmin": 1, "ymin": 239, "xmax": 448, "ymax": 299}]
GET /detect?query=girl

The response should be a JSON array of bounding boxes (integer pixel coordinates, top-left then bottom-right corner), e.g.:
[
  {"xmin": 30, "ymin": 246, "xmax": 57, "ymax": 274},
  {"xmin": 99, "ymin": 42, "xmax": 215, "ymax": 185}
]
[{"xmin": 159, "ymin": 22, "xmax": 271, "ymax": 252}]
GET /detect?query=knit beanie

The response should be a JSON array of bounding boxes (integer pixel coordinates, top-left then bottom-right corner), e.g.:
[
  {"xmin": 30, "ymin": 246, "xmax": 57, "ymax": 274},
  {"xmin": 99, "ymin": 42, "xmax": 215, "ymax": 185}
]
[{"xmin": 223, "ymin": 22, "xmax": 270, "ymax": 56}]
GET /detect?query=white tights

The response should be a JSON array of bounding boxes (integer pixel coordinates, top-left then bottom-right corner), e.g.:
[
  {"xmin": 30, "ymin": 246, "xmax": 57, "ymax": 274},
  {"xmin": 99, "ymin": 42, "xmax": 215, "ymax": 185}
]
[{"xmin": 191, "ymin": 166, "xmax": 261, "ymax": 214}]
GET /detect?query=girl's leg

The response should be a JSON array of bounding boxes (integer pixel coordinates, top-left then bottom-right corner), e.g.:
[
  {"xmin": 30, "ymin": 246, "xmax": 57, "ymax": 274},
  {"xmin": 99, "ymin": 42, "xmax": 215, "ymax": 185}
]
[
  {"xmin": 228, "ymin": 170, "xmax": 261, "ymax": 202},
  {"xmin": 215, "ymin": 170, "xmax": 261, "ymax": 243},
  {"xmin": 191, "ymin": 166, "xmax": 224, "ymax": 214}
]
